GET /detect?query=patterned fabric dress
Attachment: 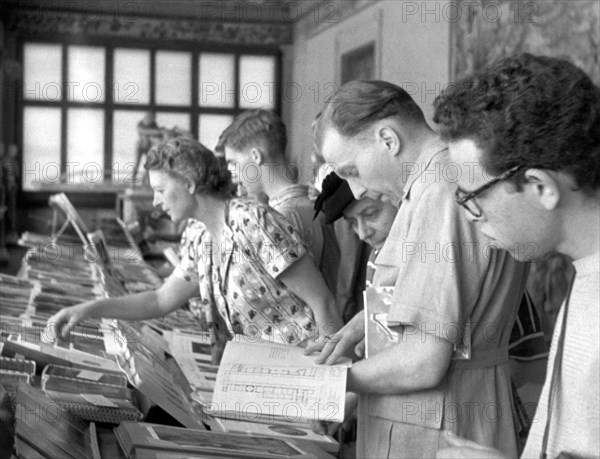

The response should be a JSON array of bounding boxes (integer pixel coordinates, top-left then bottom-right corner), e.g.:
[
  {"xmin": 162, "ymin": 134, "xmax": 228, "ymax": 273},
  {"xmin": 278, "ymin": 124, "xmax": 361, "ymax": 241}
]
[{"xmin": 173, "ymin": 198, "xmax": 319, "ymax": 347}]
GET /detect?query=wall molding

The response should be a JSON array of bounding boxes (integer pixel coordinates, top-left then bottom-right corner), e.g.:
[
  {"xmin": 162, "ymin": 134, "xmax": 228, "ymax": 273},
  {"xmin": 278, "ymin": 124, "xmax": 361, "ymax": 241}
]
[{"xmin": 5, "ymin": 7, "xmax": 293, "ymax": 46}]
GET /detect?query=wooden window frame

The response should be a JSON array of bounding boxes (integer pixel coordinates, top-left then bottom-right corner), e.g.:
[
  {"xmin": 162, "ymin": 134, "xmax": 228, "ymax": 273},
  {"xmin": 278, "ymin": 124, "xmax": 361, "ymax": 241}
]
[{"xmin": 18, "ymin": 33, "xmax": 282, "ymax": 199}]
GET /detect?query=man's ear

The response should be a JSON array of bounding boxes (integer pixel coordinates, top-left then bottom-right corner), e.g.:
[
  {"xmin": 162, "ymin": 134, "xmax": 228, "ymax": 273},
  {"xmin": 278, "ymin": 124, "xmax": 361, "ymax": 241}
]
[
  {"xmin": 378, "ymin": 126, "xmax": 402, "ymax": 157},
  {"xmin": 250, "ymin": 147, "xmax": 263, "ymax": 165},
  {"xmin": 524, "ymin": 169, "xmax": 560, "ymax": 210}
]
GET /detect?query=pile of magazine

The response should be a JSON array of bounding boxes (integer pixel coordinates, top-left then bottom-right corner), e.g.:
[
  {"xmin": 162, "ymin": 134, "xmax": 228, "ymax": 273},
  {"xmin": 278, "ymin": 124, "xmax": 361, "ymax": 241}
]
[
  {"xmin": 114, "ymin": 421, "xmax": 334, "ymax": 459},
  {"xmin": 41, "ymin": 364, "xmax": 143, "ymax": 424},
  {"xmin": 14, "ymin": 384, "xmax": 95, "ymax": 459}
]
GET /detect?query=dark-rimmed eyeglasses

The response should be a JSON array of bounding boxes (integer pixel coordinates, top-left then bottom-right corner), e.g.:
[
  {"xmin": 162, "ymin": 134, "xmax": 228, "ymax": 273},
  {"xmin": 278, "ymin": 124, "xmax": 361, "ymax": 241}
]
[{"xmin": 455, "ymin": 165, "xmax": 523, "ymax": 218}]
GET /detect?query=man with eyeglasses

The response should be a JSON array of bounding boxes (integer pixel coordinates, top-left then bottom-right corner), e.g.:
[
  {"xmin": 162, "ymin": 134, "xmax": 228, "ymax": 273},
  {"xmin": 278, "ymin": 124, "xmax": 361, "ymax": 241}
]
[
  {"xmin": 308, "ymin": 80, "xmax": 529, "ymax": 458},
  {"xmin": 434, "ymin": 54, "xmax": 599, "ymax": 459}
]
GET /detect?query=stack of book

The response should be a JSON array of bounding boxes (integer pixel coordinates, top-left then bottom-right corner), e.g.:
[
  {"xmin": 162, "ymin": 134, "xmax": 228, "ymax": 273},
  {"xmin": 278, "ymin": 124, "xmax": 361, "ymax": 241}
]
[
  {"xmin": 0, "ymin": 356, "xmax": 36, "ymax": 398},
  {"xmin": 114, "ymin": 323, "xmax": 208, "ymax": 430},
  {"xmin": 41, "ymin": 364, "xmax": 143, "ymax": 424},
  {"xmin": 22, "ymin": 252, "xmax": 100, "ymax": 287},
  {"xmin": 14, "ymin": 384, "xmax": 94, "ymax": 459},
  {"xmin": 164, "ymin": 329, "xmax": 217, "ymax": 407},
  {"xmin": 114, "ymin": 422, "xmax": 334, "ymax": 459},
  {"xmin": 4, "ymin": 193, "xmax": 347, "ymax": 459},
  {"xmin": 2, "ymin": 325, "xmax": 122, "ymax": 373},
  {"xmin": 210, "ymin": 417, "xmax": 339, "ymax": 455},
  {"xmin": 18, "ymin": 231, "xmax": 84, "ymax": 253},
  {"xmin": 109, "ymin": 262, "xmax": 162, "ymax": 293},
  {"xmin": 0, "ymin": 274, "xmax": 39, "ymax": 322}
]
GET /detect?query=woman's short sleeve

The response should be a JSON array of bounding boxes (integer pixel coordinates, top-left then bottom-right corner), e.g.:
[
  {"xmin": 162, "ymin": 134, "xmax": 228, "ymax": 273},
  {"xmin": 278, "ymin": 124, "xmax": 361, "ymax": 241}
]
[{"xmin": 172, "ymin": 219, "xmax": 207, "ymax": 284}]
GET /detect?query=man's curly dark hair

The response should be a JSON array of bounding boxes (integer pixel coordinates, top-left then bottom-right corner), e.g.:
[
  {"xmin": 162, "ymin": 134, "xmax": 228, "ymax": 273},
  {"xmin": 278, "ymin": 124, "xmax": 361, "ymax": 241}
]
[{"xmin": 433, "ymin": 53, "xmax": 600, "ymax": 194}]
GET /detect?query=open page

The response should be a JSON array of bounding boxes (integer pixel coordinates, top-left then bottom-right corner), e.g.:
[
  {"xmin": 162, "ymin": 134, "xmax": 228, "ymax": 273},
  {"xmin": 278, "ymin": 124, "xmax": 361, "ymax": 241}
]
[{"xmin": 208, "ymin": 341, "xmax": 349, "ymax": 424}]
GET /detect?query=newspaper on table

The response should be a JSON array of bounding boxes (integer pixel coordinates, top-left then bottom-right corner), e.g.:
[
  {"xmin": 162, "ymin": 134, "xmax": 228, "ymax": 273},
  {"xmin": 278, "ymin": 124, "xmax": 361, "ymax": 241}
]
[{"xmin": 208, "ymin": 340, "xmax": 350, "ymax": 424}]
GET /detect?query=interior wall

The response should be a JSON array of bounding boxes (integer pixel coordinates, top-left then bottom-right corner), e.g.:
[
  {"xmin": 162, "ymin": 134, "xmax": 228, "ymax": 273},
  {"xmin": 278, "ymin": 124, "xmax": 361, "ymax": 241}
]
[
  {"xmin": 286, "ymin": 0, "xmax": 451, "ymax": 184},
  {"xmin": 448, "ymin": 0, "xmax": 599, "ymax": 337},
  {"xmin": 451, "ymin": 0, "xmax": 599, "ymax": 84}
]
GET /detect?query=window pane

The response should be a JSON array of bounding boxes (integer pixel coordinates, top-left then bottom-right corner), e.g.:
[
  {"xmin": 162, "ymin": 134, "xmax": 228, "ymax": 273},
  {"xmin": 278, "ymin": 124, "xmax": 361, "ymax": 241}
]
[
  {"xmin": 67, "ymin": 109, "xmax": 105, "ymax": 184},
  {"xmin": 156, "ymin": 112, "xmax": 190, "ymax": 132},
  {"xmin": 155, "ymin": 51, "xmax": 191, "ymax": 106},
  {"xmin": 198, "ymin": 114, "xmax": 234, "ymax": 153},
  {"xmin": 23, "ymin": 44, "xmax": 62, "ymax": 102},
  {"xmin": 22, "ymin": 107, "xmax": 62, "ymax": 189},
  {"xmin": 68, "ymin": 46, "xmax": 106, "ymax": 103},
  {"xmin": 114, "ymin": 49, "xmax": 150, "ymax": 105},
  {"xmin": 199, "ymin": 53, "xmax": 235, "ymax": 108},
  {"xmin": 113, "ymin": 110, "xmax": 148, "ymax": 184},
  {"xmin": 239, "ymin": 55, "xmax": 276, "ymax": 109}
]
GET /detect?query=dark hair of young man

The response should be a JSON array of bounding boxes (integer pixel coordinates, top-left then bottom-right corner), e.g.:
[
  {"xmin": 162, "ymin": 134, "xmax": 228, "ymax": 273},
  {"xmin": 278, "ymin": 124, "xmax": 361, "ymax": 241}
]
[{"xmin": 433, "ymin": 53, "xmax": 600, "ymax": 195}]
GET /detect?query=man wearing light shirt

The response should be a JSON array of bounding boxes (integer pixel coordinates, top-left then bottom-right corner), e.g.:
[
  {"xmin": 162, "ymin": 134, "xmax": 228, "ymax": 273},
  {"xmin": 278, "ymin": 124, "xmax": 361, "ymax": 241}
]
[{"xmin": 434, "ymin": 53, "xmax": 599, "ymax": 459}]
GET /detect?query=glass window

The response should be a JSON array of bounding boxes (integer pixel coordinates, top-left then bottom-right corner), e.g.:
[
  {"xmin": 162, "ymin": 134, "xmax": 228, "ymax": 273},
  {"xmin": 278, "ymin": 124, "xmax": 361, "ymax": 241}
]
[
  {"xmin": 113, "ymin": 110, "xmax": 147, "ymax": 184},
  {"xmin": 155, "ymin": 51, "xmax": 191, "ymax": 106},
  {"xmin": 20, "ymin": 40, "xmax": 279, "ymax": 189},
  {"xmin": 239, "ymin": 55, "xmax": 276, "ymax": 109},
  {"xmin": 198, "ymin": 114, "xmax": 234, "ymax": 153},
  {"xmin": 199, "ymin": 53, "xmax": 235, "ymax": 108},
  {"xmin": 23, "ymin": 44, "xmax": 63, "ymax": 102},
  {"xmin": 68, "ymin": 46, "xmax": 106, "ymax": 103},
  {"xmin": 67, "ymin": 109, "xmax": 105, "ymax": 184},
  {"xmin": 156, "ymin": 112, "xmax": 190, "ymax": 132},
  {"xmin": 114, "ymin": 49, "xmax": 151, "ymax": 105},
  {"xmin": 22, "ymin": 107, "xmax": 62, "ymax": 188}
]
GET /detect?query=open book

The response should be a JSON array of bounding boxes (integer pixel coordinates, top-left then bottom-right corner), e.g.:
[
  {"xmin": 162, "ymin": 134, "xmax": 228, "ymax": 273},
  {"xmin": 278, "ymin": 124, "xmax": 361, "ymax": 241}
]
[{"xmin": 207, "ymin": 341, "xmax": 350, "ymax": 424}]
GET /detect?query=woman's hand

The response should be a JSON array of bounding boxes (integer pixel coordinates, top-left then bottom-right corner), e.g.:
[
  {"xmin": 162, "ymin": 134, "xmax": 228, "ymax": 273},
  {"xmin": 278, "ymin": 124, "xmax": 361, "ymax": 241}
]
[
  {"xmin": 46, "ymin": 303, "xmax": 93, "ymax": 341},
  {"xmin": 304, "ymin": 311, "xmax": 365, "ymax": 365}
]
